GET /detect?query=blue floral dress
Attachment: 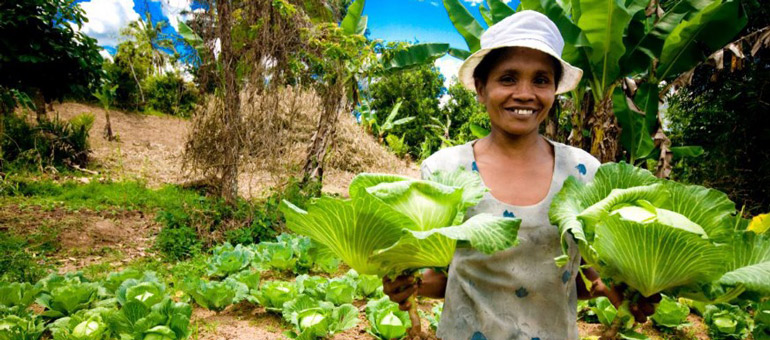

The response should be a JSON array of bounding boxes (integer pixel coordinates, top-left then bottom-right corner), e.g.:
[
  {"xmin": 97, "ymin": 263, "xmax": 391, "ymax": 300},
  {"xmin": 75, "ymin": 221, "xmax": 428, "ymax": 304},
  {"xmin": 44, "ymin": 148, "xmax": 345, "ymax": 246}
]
[{"xmin": 420, "ymin": 139, "xmax": 600, "ymax": 340}]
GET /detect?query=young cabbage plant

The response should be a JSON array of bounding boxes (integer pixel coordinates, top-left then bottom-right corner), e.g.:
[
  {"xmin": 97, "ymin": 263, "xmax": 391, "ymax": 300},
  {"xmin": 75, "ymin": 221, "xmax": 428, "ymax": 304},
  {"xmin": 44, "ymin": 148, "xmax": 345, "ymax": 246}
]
[
  {"xmin": 651, "ymin": 295, "xmax": 690, "ymax": 330},
  {"xmin": 250, "ymin": 280, "xmax": 298, "ymax": 312},
  {"xmin": 181, "ymin": 277, "xmax": 247, "ymax": 312},
  {"xmin": 282, "ymin": 295, "xmax": 359, "ymax": 340},
  {"xmin": 49, "ymin": 308, "xmax": 112, "ymax": 340},
  {"xmin": 366, "ymin": 296, "xmax": 411, "ymax": 340},
  {"xmin": 281, "ymin": 169, "xmax": 521, "ymax": 337},
  {"xmin": 295, "ymin": 275, "xmax": 328, "ymax": 300},
  {"xmin": 0, "ymin": 282, "xmax": 40, "ymax": 315},
  {"xmin": 36, "ymin": 282, "xmax": 101, "ymax": 318},
  {"xmin": 104, "ymin": 297, "xmax": 192, "ymax": 340},
  {"xmin": 324, "ymin": 278, "xmax": 355, "ymax": 306},
  {"xmin": 0, "ymin": 314, "xmax": 46, "ymax": 340},
  {"xmin": 703, "ymin": 303, "xmax": 751, "ymax": 340},
  {"xmin": 207, "ymin": 243, "xmax": 254, "ymax": 277},
  {"xmin": 753, "ymin": 301, "xmax": 770, "ymax": 340},
  {"xmin": 102, "ymin": 268, "xmax": 144, "ymax": 294}
]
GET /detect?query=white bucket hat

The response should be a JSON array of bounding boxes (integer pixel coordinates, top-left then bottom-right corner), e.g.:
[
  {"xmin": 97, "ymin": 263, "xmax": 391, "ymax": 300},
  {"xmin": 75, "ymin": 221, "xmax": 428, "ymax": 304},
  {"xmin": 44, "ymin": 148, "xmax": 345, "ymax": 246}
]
[{"xmin": 458, "ymin": 10, "xmax": 583, "ymax": 95}]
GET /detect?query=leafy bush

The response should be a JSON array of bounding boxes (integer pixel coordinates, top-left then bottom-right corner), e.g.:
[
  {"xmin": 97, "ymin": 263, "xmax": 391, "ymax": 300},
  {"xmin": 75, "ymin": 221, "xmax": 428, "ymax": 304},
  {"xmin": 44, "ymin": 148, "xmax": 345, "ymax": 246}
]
[
  {"xmin": 154, "ymin": 226, "xmax": 201, "ymax": 261},
  {"xmin": 143, "ymin": 73, "xmax": 199, "ymax": 117},
  {"xmin": 1, "ymin": 111, "xmax": 93, "ymax": 170}
]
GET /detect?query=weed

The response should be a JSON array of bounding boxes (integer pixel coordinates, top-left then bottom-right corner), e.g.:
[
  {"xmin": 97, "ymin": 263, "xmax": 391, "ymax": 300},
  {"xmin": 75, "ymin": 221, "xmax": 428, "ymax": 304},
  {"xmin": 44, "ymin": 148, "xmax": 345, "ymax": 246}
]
[{"xmin": 0, "ymin": 231, "xmax": 49, "ymax": 283}]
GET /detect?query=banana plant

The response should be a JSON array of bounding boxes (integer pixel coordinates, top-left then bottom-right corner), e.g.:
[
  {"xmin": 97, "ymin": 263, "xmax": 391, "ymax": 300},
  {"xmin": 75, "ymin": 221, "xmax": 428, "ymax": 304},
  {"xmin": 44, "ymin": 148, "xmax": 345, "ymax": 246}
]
[
  {"xmin": 377, "ymin": 100, "xmax": 414, "ymax": 140},
  {"xmin": 416, "ymin": 0, "xmax": 745, "ymax": 170}
]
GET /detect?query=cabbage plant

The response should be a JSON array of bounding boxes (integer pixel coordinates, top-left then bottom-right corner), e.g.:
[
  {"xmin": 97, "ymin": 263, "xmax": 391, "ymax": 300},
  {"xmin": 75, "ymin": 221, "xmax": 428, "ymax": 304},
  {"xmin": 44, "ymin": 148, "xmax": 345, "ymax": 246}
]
[
  {"xmin": 36, "ymin": 282, "xmax": 101, "ymax": 318},
  {"xmin": 181, "ymin": 278, "xmax": 247, "ymax": 312},
  {"xmin": 0, "ymin": 282, "xmax": 40, "ymax": 315},
  {"xmin": 281, "ymin": 169, "xmax": 520, "ymax": 336},
  {"xmin": 365, "ymin": 296, "xmax": 411, "ymax": 340},
  {"xmin": 104, "ymin": 298, "xmax": 192, "ymax": 340},
  {"xmin": 295, "ymin": 275, "xmax": 328, "ymax": 300},
  {"xmin": 207, "ymin": 243, "xmax": 254, "ymax": 277},
  {"xmin": 250, "ymin": 280, "xmax": 298, "ymax": 312},
  {"xmin": 281, "ymin": 295, "xmax": 358, "ymax": 339},
  {"xmin": 704, "ymin": 303, "xmax": 751, "ymax": 339},
  {"xmin": 651, "ymin": 295, "xmax": 690, "ymax": 329},
  {"xmin": 0, "ymin": 314, "xmax": 45, "ymax": 340}
]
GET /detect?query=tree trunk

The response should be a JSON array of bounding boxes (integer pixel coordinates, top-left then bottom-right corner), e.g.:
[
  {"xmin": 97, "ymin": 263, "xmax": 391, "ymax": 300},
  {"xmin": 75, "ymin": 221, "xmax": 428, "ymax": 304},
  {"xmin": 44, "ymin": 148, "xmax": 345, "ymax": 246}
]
[
  {"xmin": 302, "ymin": 78, "xmax": 345, "ymax": 184},
  {"xmin": 31, "ymin": 88, "xmax": 46, "ymax": 123},
  {"xmin": 217, "ymin": 0, "xmax": 241, "ymax": 205},
  {"xmin": 568, "ymin": 91, "xmax": 593, "ymax": 150},
  {"xmin": 103, "ymin": 108, "xmax": 115, "ymax": 141},
  {"xmin": 587, "ymin": 95, "xmax": 620, "ymax": 163},
  {"xmin": 128, "ymin": 61, "xmax": 145, "ymax": 106}
]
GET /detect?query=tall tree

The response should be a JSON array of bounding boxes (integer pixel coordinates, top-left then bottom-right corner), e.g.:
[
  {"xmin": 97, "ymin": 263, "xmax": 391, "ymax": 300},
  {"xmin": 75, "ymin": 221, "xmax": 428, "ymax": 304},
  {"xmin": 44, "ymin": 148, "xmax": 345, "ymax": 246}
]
[{"xmin": 0, "ymin": 0, "xmax": 103, "ymax": 121}]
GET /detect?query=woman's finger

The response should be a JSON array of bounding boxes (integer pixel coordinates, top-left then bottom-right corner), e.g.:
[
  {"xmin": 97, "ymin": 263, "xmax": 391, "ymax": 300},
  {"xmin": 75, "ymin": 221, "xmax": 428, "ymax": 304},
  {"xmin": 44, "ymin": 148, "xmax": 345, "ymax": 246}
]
[{"xmin": 629, "ymin": 303, "xmax": 646, "ymax": 323}]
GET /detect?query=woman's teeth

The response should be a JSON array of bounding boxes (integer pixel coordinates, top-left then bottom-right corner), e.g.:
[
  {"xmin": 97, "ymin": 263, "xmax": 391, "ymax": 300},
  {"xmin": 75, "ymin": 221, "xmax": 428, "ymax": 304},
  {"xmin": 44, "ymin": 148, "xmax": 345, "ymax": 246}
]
[{"xmin": 507, "ymin": 108, "xmax": 537, "ymax": 115}]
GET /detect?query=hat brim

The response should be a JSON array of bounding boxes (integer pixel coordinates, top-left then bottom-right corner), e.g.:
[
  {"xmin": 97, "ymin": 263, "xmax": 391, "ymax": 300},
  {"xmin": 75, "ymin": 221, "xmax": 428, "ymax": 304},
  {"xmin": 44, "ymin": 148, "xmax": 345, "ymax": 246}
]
[{"xmin": 458, "ymin": 39, "xmax": 583, "ymax": 95}]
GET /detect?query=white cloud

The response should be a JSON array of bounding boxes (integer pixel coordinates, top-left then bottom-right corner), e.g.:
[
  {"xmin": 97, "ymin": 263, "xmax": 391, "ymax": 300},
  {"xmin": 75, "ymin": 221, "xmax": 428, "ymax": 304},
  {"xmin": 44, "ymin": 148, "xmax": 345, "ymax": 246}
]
[
  {"xmin": 99, "ymin": 49, "xmax": 114, "ymax": 62},
  {"xmin": 434, "ymin": 55, "xmax": 463, "ymax": 89},
  {"xmin": 78, "ymin": 0, "xmax": 140, "ymax": 47},
  {"xmin": 155, "ymin": 0, "xmax": 192, "ymax": 31},
  {"xmin": 463, "ymin": 0, "xmax": 484, "ymax": 6},
  {"xmin": 430, "ymin": 1, "xmax": 439, "ymax": 6}
]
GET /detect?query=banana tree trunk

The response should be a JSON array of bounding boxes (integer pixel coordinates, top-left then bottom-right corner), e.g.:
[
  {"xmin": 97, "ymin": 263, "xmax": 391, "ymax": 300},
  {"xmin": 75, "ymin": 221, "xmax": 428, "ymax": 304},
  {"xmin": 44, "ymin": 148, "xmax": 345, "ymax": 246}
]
[
  {"xmin": 587, "ymin": 95, "xmax": 620, "ymax": 163},
  {"xmin": 103, "ymin": 108, "xmax": 115, "ymax": 141}
]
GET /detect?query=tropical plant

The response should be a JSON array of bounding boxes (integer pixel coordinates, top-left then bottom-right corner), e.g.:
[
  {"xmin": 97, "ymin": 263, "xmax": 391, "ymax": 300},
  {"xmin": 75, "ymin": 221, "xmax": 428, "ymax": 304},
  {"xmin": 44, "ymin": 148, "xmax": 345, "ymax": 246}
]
[
  {"xmin": 281, "ymin": 295, "xmax": 359, "ymax": 339},
  {"xmin": 181, "ymin": 278, "xmax": 247, "ymax": 312},
  {"xmin": 421, "ymin": 0, "xmax": 746, "ymax": 169},
  {"xmin": 366, "ymin": 296, "xmax": 411, "ymax": 340},
  {"xmin": 281, "ymin": 168, "xmax": 520, "ymax": 336},
  {"xmin": 651, "ymin": 295, "xmax": 690, "ymax": 330},
  {"xmin": 92, "ymin": 84, "xmax": 118, "ymax": 141}
]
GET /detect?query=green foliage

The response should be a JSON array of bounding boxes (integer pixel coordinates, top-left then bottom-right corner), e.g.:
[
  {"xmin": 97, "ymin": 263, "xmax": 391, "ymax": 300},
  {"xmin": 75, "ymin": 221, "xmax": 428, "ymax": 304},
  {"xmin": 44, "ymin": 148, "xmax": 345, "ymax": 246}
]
[
  {"xmin": 703, "ymin": 303, "xmax": 751, "ymax": 339},
  {"xmin": 1, "ymin": 111, "xmax": 93, "ymax": 170},
  {"xmin": 385, "ymin": 134, "xmax": 409, "ymax": 158},
  {"xmin": 368, "ymin": 63, "xmax": 445, "ymax": 158},
  {"xmin": 0, "ymin": 282, "xmax": 40, "ymax": 316},
  {"xmin": 754, "ymin": 301, "xmax": 770, "ymax": 340},
  {"xmin": 0, "ymin": 231, "xmax": 49, "ymax": 283},
  {"xmin": 143, "ymin": 73, "xmax": 199, "ymax": 117},
  {"xmin": 36, "ymin": 281, "xmax": 100, "ymax": 318},
  {"xmin": 323, "ymin": 278, "xmax": 355, "ymax": 306},
  {"xmin": 666, "ymin": 49, "xmax": 770, "ymax": 215},
  {"xmin": 0, "ymin": 0, "xmax": 103, "ymax": 102},
  {"xmin": 251, "ymin": 233, "xmax": 341, "ymax": 274},
  {"xmin": 295, "ymin": 275, "xmax": 328, "ymax": 300},
  {"xmin": 366, "ymin": 296, "xmax": 411, "ymax": 340}
]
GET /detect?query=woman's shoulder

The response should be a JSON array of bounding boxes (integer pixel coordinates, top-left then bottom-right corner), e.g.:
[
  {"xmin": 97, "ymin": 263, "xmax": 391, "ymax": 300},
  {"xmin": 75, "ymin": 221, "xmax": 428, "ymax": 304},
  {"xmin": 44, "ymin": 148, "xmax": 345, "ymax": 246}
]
[
  {"xmin": 420, "ymin": 142, "xmax": 476, "ymax": 177},
  {"xmin": 552, "ymin": 141, "xmax": 601, "ymax": 181}
]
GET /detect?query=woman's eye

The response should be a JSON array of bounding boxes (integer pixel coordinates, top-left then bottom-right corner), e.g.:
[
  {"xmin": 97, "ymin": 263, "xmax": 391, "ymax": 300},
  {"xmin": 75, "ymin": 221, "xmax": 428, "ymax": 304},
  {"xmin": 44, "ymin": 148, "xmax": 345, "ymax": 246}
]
[
  {"xmin": 500, "ymin": 76, "xmax": 515, "ymax": 84},
  {"xmin": 535, "ymin": 77, "xmax": 551, "ymax": 85}
]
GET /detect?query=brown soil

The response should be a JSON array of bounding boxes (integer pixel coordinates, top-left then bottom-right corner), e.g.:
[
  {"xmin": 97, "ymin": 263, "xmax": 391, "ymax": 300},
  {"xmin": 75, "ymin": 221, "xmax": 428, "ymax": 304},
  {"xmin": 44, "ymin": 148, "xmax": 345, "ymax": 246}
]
[
  {"xmin": 0, "ymin": 202, "xmax": 157, "ymax": 272},
  {"xmin": 50, "ymin": 101, "xmax": 418, "ymax": 197}
]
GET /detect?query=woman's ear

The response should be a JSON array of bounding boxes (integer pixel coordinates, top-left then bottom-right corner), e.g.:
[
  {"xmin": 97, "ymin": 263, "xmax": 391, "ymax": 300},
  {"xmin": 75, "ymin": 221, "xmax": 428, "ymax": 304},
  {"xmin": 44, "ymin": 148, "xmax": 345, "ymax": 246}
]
[{"xmin": 474, "ymin": 78, "xmax": 486, "ymax": 104}]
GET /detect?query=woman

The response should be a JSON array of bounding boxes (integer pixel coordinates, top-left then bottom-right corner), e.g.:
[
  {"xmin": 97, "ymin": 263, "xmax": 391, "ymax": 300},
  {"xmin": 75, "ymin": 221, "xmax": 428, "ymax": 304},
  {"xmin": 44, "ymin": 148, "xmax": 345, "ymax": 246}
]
[{"xmin": 383, "ymin": 11, "xmax": 655, "ymax": 340}]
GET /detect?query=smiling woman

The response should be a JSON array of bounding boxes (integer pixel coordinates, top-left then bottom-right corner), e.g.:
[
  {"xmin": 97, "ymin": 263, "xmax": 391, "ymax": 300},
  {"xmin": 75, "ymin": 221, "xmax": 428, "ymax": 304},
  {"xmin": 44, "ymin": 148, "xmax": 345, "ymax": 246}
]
[{"xmin": 382, "ymin": 10, "xmax": 632, "ymax": 340}]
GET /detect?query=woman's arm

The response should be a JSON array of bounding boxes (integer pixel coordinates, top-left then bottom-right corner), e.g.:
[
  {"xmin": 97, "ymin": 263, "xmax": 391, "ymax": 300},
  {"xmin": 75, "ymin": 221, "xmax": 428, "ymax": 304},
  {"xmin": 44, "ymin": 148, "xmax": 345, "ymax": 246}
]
[{"xmin": 576, "ymin": 265, "xmax": 660, "ymax": 323}]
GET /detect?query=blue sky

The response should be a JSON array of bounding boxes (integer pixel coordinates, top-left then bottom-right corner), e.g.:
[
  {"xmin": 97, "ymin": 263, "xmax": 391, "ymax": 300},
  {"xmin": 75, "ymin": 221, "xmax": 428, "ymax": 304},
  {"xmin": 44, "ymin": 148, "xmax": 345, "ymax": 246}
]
[{"xmin": 74, "ymin": 0, "xmax": 517, "ymax": 84}]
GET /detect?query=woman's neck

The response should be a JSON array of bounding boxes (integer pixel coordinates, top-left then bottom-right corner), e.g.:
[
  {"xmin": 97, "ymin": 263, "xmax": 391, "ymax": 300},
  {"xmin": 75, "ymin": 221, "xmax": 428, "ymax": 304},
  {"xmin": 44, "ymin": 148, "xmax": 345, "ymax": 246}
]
[{"xmin": 478, "ymin": 129, "xmax": 549, "ymax": 162}]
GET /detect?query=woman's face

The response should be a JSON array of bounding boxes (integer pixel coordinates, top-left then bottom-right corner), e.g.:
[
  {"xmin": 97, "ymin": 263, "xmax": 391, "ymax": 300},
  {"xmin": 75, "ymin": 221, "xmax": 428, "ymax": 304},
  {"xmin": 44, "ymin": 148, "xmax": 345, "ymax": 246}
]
[{"xmin": 475, "ymin": 47, "xmax": 557, "ymax": 138}]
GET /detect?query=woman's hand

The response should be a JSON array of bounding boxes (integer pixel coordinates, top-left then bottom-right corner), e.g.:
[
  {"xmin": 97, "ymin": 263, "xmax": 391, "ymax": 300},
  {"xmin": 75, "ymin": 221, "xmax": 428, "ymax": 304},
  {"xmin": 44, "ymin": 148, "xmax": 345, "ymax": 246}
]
[
  {"xmin": 383, "ymin": 269, "xmax": 447, "ymax": 311},
  {"xmin": 577, "ymin": 266, "xmax": 659, "ymax": 322}
]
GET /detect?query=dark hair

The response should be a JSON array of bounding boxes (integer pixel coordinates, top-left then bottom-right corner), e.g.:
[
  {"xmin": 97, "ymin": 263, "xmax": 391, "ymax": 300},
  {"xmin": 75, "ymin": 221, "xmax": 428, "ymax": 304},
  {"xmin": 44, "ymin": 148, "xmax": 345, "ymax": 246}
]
[{"xmin": 472, "ymin": 47, "xmax": 563, "ymax": 90}]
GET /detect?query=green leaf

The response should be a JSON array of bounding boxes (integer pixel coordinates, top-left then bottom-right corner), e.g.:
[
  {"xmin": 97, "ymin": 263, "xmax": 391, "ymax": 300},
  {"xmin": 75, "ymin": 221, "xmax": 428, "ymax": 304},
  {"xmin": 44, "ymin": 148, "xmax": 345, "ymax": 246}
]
[
  {"xmin": 176, "ymin": 21, "xmax": 203, "ymax": 50},
  {"xmin": 651, "ymin": 295, "xmax": 690, "ymax": 328},
  {"xmin": 341, "ymin": 0, "xmax": 366, "ymax": 35},
  {"xmin": 662, "ymin": 181, "xmax": 735, "ymax": 241},
  {"xmin": 612, "ymin": 87, "xmax": 655, "ymax": 162},
  {"xmin": 632, "ymin": 83, "xmax": 659, "ymax": 134},
  {"xmin": 479, "ymin": 3, "xmax": 494, "ymax": 26},
  {"xmin": 657, "ymin": 0, "xmax": 747, "ymax": 80},
  {"xmin": 576, "ymin": 0, "xmax": 632, "ymax": 95},
  {"xmin": 381, "ymin": 43, "xmax": 450, "ymax": 73},
  {"xmin": 670, "ymin": 146, "xmax": 704, "ymax": 159},
  {"xmin": 443, "ymin": 0, "xmax": 485, "ymax": 51},
  {"xmin": 371, "ymin": 213, "xmax": 520, "ymax": 274},
  {"xmin": 447, "ymin": 47, "xmax": 472, "ymax": 60},
  {"xmin": 487, "ymin": 0, "xmax": 515, "ymax": 23},
  {"xmin": 426, "ymin": 168, "xmax": 488, "ymax": 211},
  {"xmin": 593, "ymin": 215, "xmax": 724, "ymax": 297},
  {"xmin": 718, "ymin": 232, "xmax": 770, "ymax": 296},
  {"xmin": 469, "ymin": 123, "xmax": 490, "ymax": 138},
  {"xmin": 591, "ymin": 296, "xmax": 617, "ymax": 327},
  {"xmin": 330, "ymin": 304, "xmax": 359, "ymax": 332}
]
